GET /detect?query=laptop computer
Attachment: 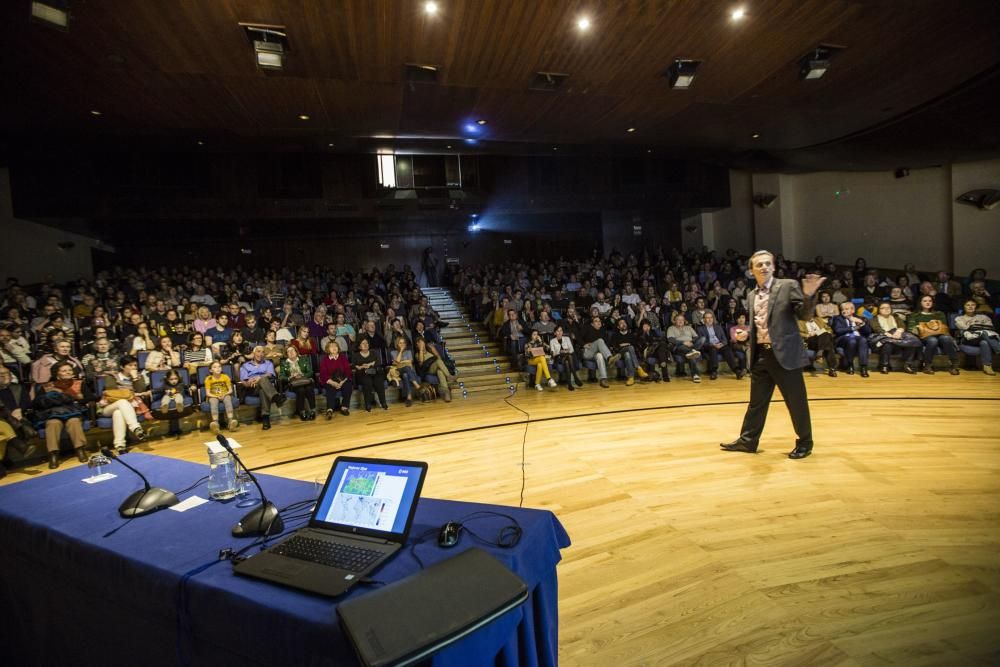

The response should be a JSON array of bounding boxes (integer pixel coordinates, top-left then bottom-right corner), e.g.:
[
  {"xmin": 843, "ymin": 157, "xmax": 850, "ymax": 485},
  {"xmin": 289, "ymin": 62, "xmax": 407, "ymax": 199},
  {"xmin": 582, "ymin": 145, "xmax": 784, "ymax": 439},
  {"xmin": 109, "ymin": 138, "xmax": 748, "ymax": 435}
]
[{"xmin": 233, "ymin": 456, "xmax": 428, "ymax": 597}]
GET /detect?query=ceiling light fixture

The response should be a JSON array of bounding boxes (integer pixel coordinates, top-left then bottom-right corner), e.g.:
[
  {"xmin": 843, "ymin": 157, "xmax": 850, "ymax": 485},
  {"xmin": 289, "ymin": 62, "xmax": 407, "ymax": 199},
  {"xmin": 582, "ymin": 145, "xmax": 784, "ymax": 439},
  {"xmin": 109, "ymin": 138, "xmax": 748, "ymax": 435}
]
[
  {"xmin": 298, "ymin": 114, "xmax": 310, "ymax": 120},
  {"xmin": 576, "ymin": 16, "xmax": 592, "ymax": 32},
  {"xmin": 626, "ymin": 127, "xmax": 636, "ymax": 133},
  {"xmin": 424, "ymin": 1, "xmax": 439, "ymax": 16},
  {"xmin": 89, "ymin": 110, "xmax": 102, "ymax": 116},
  {"xmin": 30, "ymin": 1, "xmax": 69, "ymax": 30},
  {"xmin": 730, "ymin": 6, "xmax": 747, "ymax": 21},
  {"xmin": 751, "ymin": 133, "xmax": 760, "ymax": 139},
  {"xmin": 196, "ymin": 140, "xmax": 205, "ymax": 146},
  {"xmin": 240, "ymin": 24, "xmax": 289, "ymax": 71},
  {"xmin": 476, "ymin": 119, "xmax": 487, "ymax": 125},
  {"xmin": 798, "ymin": 45, "xmax": 843, "ymax": 80},
  {"xmin": 666, "ymin": 59, "xmax": 701, "ymax": 89}
]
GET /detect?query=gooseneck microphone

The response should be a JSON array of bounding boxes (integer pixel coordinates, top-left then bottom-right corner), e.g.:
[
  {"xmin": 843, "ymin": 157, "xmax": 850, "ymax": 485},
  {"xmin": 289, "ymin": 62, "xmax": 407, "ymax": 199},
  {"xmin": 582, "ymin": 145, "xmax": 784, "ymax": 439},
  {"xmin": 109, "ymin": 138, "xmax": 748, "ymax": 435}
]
[
  {"xmin": 102, "ymin": 448, "xmax": 179, "ymax": 517},
  {"xmin": 216, "ymin": 435, "xmax": 284, "ymax": 537}
]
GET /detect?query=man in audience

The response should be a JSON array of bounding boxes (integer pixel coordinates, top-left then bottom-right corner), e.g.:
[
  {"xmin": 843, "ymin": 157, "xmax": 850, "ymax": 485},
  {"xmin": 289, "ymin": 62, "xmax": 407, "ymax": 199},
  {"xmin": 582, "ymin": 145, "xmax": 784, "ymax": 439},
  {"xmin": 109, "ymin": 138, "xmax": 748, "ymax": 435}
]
[
  {"xmin": 696, "ymin": 312, "xmax": 743, "ymax": 380},
  {"xmin": 667, "ymin": 313, "xmax": 703, "ymax": 382},
  {"xmin": 0, "ymin": 326, "xmax": 31, "ymax": 379},
  {"xmin": 832, "ymin": 301, "xmax": 871, "ymax": 377},
  {"xmin": 81, "ymin": 337, "xmax": 121, "ymax": 381},
  {"xmin": 578, "ymin": 314, "xmax": 613, "ymax": 388},
  {"xmin": 239, "ymin": 345, "xmax": 286, "ymax": 430}
]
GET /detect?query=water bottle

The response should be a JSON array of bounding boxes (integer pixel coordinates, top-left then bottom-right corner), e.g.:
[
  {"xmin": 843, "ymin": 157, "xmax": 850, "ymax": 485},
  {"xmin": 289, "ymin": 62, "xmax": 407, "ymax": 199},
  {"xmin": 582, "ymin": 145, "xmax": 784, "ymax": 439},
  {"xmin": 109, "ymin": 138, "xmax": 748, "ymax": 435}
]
[{"xmin": 207, "ymin": 449, "xmax": 238, "ymax": 500}]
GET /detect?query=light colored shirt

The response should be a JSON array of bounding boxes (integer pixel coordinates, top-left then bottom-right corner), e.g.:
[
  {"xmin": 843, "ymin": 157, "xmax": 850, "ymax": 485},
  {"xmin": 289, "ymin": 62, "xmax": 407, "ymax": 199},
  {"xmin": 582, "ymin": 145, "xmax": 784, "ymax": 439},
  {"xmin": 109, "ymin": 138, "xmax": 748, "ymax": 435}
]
[{"xmin": 753, "ymin": 279, "xmax": 773, "ymax": 344}]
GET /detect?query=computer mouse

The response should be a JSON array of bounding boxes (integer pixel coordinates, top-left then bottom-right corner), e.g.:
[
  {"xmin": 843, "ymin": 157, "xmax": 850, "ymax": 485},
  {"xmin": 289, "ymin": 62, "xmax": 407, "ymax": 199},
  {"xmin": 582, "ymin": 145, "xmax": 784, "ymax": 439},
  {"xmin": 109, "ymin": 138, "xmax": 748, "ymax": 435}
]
[{"xmin": 437, "ymin": 521, "xmax": 462, "ymax": 548}]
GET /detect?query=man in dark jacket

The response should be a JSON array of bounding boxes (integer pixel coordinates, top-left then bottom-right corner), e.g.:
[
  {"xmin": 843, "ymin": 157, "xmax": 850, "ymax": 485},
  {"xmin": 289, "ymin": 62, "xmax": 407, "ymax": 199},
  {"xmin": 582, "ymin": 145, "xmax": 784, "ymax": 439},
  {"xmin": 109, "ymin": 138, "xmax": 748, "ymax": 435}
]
[
  {"xmin": 696, "ymin": 312, "xmax": 744, "ymax": 380},
  {"xmin": 721, "ymin": 251, "xmax": 824, "ymax": 459}
]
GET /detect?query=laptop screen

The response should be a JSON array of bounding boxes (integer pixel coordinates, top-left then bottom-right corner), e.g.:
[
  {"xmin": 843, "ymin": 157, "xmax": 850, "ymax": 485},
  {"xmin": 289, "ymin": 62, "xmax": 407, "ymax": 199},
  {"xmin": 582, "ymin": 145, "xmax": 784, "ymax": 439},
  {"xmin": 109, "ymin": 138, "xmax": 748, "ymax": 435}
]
[{"xmin": 311, "ymin": 457, "xmax": 427, "ymax": 541}]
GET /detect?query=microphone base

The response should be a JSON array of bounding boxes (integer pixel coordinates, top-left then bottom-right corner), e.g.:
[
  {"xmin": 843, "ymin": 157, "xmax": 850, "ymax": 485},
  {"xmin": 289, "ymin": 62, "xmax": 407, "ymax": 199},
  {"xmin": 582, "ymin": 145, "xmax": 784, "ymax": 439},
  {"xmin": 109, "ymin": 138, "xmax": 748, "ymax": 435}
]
[
  {"xmin": 232, "ymin": 501, "xmax": 284, "ymax": 537},
  {"xmin": 118, "ymin": 487, "xmax": 180, "ymax": 518}
]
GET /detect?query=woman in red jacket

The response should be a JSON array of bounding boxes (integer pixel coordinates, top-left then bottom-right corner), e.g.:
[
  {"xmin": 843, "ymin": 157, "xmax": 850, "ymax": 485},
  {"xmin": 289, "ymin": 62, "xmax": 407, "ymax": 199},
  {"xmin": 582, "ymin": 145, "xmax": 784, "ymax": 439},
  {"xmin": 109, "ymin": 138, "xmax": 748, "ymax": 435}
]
[{"xmin": 319, "ymin": 340, "xmax": 353, "ymax": 418}]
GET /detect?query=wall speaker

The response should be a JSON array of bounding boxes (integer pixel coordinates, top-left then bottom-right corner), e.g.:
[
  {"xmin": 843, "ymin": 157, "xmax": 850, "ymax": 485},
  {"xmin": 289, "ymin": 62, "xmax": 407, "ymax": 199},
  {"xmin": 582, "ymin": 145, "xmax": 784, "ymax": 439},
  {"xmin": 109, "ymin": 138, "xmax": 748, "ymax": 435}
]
[
  {"xmin": 753, "ymin": 193, "xmax": 778, "ymax": 209},
  {"xmin": 955, "ymin": 189, "xmax": 1000, "ymax": 211}
]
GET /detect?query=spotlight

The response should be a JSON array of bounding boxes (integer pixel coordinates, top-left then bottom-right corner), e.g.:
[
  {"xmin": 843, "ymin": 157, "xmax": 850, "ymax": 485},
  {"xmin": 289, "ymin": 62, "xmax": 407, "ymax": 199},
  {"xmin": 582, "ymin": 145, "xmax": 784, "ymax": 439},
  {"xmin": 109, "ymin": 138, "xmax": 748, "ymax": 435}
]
[
  {"xmin": 196, "ymin": 140, "xmax": 205, "ymax": 146},
  {"xmin": 30, "ymin": 1, "xmax": 69, "ymax": 30},
  {"xmin": 89, "ymin": 110, "xmax": 102, "ymax": 116},
  {"xmin": 464, "ymin": 138, "xmax": 478, "ymax": 145},
  {"xmin": 751, "ymin": 133, "xmax": 760, "ymax": 139},
  {"xmin": 667, "ymin": 59, "xmax": 701, "ymax": 89},
  {"xmin": 424, "ymin": 1, "xmax": 439, "ymax": 16},
  {"xmin": 468, "ymin": 222, "xmax": 481, "ymax": 232},
  {"xmin": 626, "ymin": 127, "xmax": 636, "ymax": 133},
  {"xmin": 730, "ymin": 6, "xmax": 747, "ymax": 21},
  {"xmin": 254, "ymin": 40, "xmax": 284, "ymax": 70},
  {"xmin": 298, "ymin": 114, "xmax": 310, "ymax": 120},
  {"xmin": 799, "ymin": 46, "xmax": 842, "ymax": 80},
  {"xmin": 241, "ymin": 24, "xmax": 289, "ymax": 71},
  {"xmin": 576, "ymin": 16, "xmax": 592, "ymax": 32},
  {"xmin": 476, "ymin": 119, "xmax": 487, "ymax": 125}
]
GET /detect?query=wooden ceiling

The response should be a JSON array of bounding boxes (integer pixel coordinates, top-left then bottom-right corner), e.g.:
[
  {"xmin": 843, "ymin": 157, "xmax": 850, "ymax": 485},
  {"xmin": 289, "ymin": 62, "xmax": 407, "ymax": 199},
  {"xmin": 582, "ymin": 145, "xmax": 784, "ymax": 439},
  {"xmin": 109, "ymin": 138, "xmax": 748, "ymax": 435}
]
[{"xmin": 2, "ymin": 0, "xmax": 999, "ymax": 170}]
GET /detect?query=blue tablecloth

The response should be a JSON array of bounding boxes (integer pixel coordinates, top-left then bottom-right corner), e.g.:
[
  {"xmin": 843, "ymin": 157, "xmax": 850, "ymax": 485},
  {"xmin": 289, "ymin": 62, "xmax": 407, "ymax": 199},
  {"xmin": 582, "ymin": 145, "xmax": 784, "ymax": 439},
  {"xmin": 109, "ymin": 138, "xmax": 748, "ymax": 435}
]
[{"xmin": 0, "ymin": 454, "xmax": 570, "ymax": 666}]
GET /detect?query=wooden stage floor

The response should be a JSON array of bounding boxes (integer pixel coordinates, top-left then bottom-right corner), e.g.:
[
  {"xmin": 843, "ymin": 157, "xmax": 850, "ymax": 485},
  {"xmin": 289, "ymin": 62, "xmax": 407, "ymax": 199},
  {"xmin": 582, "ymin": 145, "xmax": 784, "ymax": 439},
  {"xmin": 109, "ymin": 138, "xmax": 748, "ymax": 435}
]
[{"xmin": 5, "ymin": 372, "xmax": 1000, "ymax": 665}]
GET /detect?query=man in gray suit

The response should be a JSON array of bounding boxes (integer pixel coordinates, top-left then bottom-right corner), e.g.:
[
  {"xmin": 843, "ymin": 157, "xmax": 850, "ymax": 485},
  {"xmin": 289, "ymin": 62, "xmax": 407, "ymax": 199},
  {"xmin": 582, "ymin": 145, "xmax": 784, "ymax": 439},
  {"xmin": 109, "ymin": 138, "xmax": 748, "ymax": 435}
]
[{"xmin": 721, "ymin": 250, "xmax": 826, "ymax": 459}]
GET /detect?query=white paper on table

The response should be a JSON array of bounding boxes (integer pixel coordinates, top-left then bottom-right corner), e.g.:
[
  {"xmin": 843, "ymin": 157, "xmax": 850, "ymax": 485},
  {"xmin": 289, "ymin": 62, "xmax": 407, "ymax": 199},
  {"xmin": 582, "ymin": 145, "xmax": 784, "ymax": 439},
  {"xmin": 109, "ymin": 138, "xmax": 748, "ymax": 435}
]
[
  {"xmin": 82, "ymin": 473, "xmax": 117, "ymax": 484},
  {"xmin": 168, "ymin": 495, "xmax": 210, "ymax": 512},
  {"xmin": 205, "ymin": 438, "xmax": 243, "ymax": 455}
]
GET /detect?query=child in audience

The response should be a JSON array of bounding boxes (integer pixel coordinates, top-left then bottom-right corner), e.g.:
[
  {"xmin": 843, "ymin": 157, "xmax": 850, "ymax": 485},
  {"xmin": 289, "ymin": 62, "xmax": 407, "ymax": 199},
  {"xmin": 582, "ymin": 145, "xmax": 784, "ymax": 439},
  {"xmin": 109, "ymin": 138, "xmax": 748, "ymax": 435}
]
[{"xmin": 204, "ymin": 360, "xmax": 239, "ymax": 433}]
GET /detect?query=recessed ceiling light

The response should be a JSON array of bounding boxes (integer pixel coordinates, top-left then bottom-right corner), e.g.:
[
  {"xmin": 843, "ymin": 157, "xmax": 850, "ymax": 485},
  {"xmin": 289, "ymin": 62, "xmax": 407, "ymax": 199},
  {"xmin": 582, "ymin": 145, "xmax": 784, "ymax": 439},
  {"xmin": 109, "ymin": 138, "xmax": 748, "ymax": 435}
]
[
  {"xmin": 552, "ymin": 147, "xmax": 559, "ymax": 151},
  {"xmin": 730, "ymin": 6, "xmax": 747, "ymax": 21},
  {"xmin": 196, "ymin": 140, "xmax": 205, "ymax": 146},
  {"xmin": 298, "ymin": 114, "xmax": 310, "ymax": 120},
  {"xmin": 626, "ymin": 127, "xmax": 636, "ymax": 133},
  {"xmin": 446, "ymin": 145, "xmax": 453, "ymax": 149},
  {"xmin": 89, "ymin": 110, "xmax": 102, "ymax": 116},
  {"xmin": 576, "ymin": 16, "xmax": 592, "ymax": 32},
  {"xmin": 424, "ymin": 1, "xmax": 439, "ymax": 16},
  {"xmin": 647, "ymin": 149, "xmax": 653, "ymax": 153},
  {"xmin": 751, "ymin": 133, "xmax": 760, "ymax": 139},
  {"xmin": 476, "ymin": 119, "xmax": 487, "ymax": 125},
  {"xmin": 328, "ymin": 143, "xmax": 335, "ymax": 147}
]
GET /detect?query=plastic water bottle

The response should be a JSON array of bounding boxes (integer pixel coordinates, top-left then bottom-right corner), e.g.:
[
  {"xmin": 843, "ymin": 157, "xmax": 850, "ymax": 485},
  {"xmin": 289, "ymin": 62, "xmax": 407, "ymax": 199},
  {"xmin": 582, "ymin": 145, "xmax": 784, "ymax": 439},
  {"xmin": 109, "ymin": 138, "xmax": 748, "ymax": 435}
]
[{"xmin": 207, "ymin": 450, "xmax": 238, "ymax": 500}]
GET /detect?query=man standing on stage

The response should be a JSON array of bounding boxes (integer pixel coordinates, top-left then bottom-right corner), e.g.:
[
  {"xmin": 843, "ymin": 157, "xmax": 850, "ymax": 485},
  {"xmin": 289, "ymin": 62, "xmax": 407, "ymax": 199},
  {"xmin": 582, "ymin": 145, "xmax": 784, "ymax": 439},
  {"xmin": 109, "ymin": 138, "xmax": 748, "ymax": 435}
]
[{"xmin": 721, "ymin": 250, "xmax": 826, "ymax": 459}]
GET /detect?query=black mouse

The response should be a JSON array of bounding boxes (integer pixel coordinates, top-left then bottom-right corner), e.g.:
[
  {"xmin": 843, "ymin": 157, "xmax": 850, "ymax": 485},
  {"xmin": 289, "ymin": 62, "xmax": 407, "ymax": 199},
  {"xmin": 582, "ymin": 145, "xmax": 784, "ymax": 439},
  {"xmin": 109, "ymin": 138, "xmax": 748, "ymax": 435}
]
[{"xmin": 438, "ymin": 521, "xmax": 462, "ymax": 548}]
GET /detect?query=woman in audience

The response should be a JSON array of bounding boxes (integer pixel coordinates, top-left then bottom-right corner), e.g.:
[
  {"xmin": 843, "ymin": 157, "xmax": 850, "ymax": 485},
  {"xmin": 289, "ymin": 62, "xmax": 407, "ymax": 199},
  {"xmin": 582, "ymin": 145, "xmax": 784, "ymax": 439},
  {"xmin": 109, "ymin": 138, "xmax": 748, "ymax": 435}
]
[
  {"xmin": 524, "ymin": 329, "xmax": 557, "ymax": 391},
  {"xmin": 869, "ymin": 302, "xmax": 920, "ymax": 374},
  {"xmin": 814, "ymin": 291, "xmax": 839, "ymax": 318},
  {"xmin": 319, "ymin": 340, "xmax": 353, "ymax": 418},
  {"xmin": 192, "ymin": 306, "xmax": 216, "ymax": 335},
  {"xmin": 279, "ymin": 345, "xmax": 316, "ymax": 420},
  {"xmin": 218, "ymin": 329, "xmax": 251, "ymax": 376},
  {"xmin": 182, "ymin": 332, "xmax": 213, "ymax": 377},
  {"xmin": 262, "ymin": 330, "xmax": 285, "ymax": 364},
  {"xmin": 32, "ymin": 361, "xmax": 90, "ymax": 468},
  {"xmin": 145, "ymin": 336, "xmax": 181, "ymax": 372},
  {"xmin": 907, "ymin": 294, "xmax": 960, "ymax": 375},
  {"xmin": 204, "ymin": 360, "xmax": 240, "ymax": 433},
  {"xmin": 550, "ymin": 324, "xmax": 583, "ymax": 389},
  {"xmin": 290, "ymin": 325, "xmax": 316, "ymax": 357},
  {"xmin": 100, "ymin": 355, "xmax": 149, "ymax": 452},
  {"xmin": 352, "ymin": 337, "xmax": 388, "ymax": 411},
  {"xmin": 954, "ymin": 299, "xmax": 999, "ymax": 375},
  {"xmin": 798, "ymin": 314, "xmax": 839, "ymax": 377},
  {"xmin": 389, "ymin": 336, "xmax": 421, "ymax": 407},
  {"xmin": 413, "ymin": 336, "xmax": 452, "ymax": 401}
]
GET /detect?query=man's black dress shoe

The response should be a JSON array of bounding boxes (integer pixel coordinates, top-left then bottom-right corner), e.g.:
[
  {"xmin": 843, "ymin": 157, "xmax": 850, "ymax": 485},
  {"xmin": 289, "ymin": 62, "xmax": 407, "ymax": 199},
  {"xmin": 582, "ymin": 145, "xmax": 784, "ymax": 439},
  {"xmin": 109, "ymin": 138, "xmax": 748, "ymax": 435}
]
[
  {"xmin": 860, "ymin": 367, "xmax": 869, "ymax": 378},
  {"xmin": 720, "ymin": 439, "xmax": 758, "ymax": 453},
  {"xmin": 788, "ymin": 447, "xmax": 812, "ymax": 459},
  {"xmin": 847, "ymin": 367, "xmax": 855, "ymax": 375}
]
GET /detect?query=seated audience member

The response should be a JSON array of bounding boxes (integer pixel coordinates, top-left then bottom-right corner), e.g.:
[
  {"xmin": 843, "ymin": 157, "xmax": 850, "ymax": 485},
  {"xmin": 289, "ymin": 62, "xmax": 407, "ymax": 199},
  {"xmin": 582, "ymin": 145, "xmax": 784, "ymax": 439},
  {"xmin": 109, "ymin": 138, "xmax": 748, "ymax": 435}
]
[
  {"xmin": 870, "ymin": 302, "xmax": 921, "ymax": 374},
  {"xmin": 355, "ymin": 319, "xmax": 387, "ymax": 356},
  {"xmin": 887, "ymin": 286, "xmax": 912, "ymax": 315},
  {"xmin": 82, "ymin": 337, "xmax": 120, "ymax": 381},
  {"xmin": 954, "ymin": 299, "xmax": 1000, "ymax": 375},
  {"xmin": 192, "ymin": 306, "xmax": 216, "ymax": 335},
  {"xmin": 241, "ymin": 313, "xmax": 265, "ymax": 345},
  {"xmin": 814, "ymin": 291, "xmax": 839, "ymax": 318},
  {"xmin": 239, "ymin": 345, "xmax": 285, "ymax": 429},
  {"xmin": 352, "ymin": 338, "xmax": 388, "ymax": 411},
  {"xmin": 608, "ymin": 319, "xmax": 646, "ymax": 385},
  {"xmin": 532, "ymin": 310, "xmax": 557, "ymax": 337},
  {"xmin": 0, "ymin": 326, "xmax": 31, "ymax": 378},
  {"xmin": 262, "ymin": 330, "xmax": 285, "ymax": 364},
  {"xmin": 696, "ymin": 312, "xmax": 743, "ymax": 380},
  {"xmin": 31, "ymin": 340, "xmax": 84, "ymax": 385},
  {"xmin": 334, "ymin": 312, "xmax": 356, "ymax": 349},
  {"xmin": 319, "ymin": 322, "xmax": 340, "ymax": 355},
  {"xmin": 128, "ymin": 321, "xmax": 157, "ymax": 355},
  {"xmin": 832, "ymin": 302, "xmax": 872, "ymax": 377},
  {"xmin": 145, "ymin": 336, "xmax": 182, "ymax": 372},
  {"xmin": 161, "ymin": 310, "xmax": 190, "ymax": 347},
  {"xmin": 857, "ymin": 274, "xmax": 885, "ymax": 302},
  {"xmin": 798, "ymin": 314, "xmax": 839, "ymax": 377},
  {"xmin": 413, "ymin": 336, "xmax": 452, "ymax": 401},
  {"xmin": 100, "ymin": 355, "xmax": 151, "ymax": 451},
  {"xmin": 968, "ymin": 280, "xmax": 998, "ymax": 314},
  {"xmin": 549, "ymin": 325, "xmax": 583, "ymax": 389},
  {"xmin": 290, "ymin": 325, "xmax": 316, "ymax": 357},
  {"xmin": 182, "ymin": 332, "xmax": 214, "ymax": 376},
  {"xmin": 319, "ymin": 341, "xmax": 354, "ymax": 418},
  {"xmin": 0, "ymin": 367, "xmax": 38, "ymax": 475},
  {"xmin": 32, "ymin": 361, "xmax": 90, "ymax": 468},
  {"xmin": 307, "ymin": 308, "xmax": 329, "ymax": 342},
  {"xmin": 908, "ymin": 295, "xmax": 960, "ymax": 375},
  {"xmin": 636, "ymin": 319, "xmax": 671, "ymax": 382},
  {"xmin": 827, "ymin": 279, "xmax": 850, "ymax": 305},
  {"xmin": 667, "ymin": 314, "xmax": 703, "ymax": 383},
  {"xmin": 154, "ymin": 368, "xmax": 193, "ymax": 438},
  {"xmin": 389, "ymin": 336, "xmax": 422, "ymax": 407},
  {"xmin": 217, "ymin": 330, "xmax": 251, "ymax": 375},
  {"xmin": 523, "ymin": 330, "xmax": 557, "ymax": 391},
  {"xmin": 498, "ymin": 309, "xmax": 528, "ymax": 370},
  {"xmin": 689, "ymin": 297, "xmax": 712, "ymax": 327},
  {"xmin": 279, "ymin": 345, "xmax": 317, "ymax": 421},
  {"xmin": 204, "ymin": 360, "xmax": 240, "ymax": 433},
  {"xmin": 933, "ymin": 271, "xmax": 963, "ymax": 309},
  {"xmin": 205, "ymin": 312, "xmax": 233, "ymax": 352},
  {"xmin": 578, "ymin": 314, "xmax": 614, "ymax": 388}
]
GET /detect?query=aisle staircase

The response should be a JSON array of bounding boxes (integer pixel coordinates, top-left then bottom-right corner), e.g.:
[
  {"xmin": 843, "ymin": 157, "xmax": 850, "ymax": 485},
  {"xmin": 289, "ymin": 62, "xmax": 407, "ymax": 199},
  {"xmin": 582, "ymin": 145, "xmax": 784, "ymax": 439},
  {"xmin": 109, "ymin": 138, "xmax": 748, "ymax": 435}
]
[{"xmin": 422, "ymin": 287, "xmax": 521, "ymax": 396}]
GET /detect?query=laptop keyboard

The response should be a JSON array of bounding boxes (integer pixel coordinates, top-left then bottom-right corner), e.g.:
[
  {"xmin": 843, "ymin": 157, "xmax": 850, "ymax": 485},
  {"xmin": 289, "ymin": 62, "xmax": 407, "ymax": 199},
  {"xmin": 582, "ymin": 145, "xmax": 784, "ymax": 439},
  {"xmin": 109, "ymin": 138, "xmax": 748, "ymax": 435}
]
[{"xmin": 273, "ymin": 535, "xmax": 383, "ymax": 572}]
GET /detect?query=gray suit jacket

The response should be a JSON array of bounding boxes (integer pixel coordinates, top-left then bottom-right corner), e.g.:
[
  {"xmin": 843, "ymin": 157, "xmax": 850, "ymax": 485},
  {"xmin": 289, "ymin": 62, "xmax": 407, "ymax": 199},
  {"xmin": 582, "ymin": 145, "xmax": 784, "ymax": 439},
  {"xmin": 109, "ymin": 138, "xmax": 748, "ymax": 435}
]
[{"xmin": 745, "ymin": 278, "xmax": 817, "ymax": 370}]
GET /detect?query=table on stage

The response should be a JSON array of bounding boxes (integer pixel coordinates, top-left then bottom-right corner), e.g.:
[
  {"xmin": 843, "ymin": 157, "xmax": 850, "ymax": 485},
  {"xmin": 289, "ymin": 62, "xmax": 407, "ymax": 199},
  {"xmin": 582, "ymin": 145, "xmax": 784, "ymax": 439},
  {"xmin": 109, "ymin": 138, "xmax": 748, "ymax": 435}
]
[{"xmin": 0, "ymin": 454, "xmax": 570, "ymax": 666}]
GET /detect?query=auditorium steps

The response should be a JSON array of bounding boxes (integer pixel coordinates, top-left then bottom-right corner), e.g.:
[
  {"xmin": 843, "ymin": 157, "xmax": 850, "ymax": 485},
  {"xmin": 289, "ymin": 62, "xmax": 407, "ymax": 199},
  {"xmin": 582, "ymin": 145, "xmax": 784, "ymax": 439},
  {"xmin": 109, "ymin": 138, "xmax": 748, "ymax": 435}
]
[{"xmin": 423, "ymin": 286, "xmax": 522, "ymax": 397}]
